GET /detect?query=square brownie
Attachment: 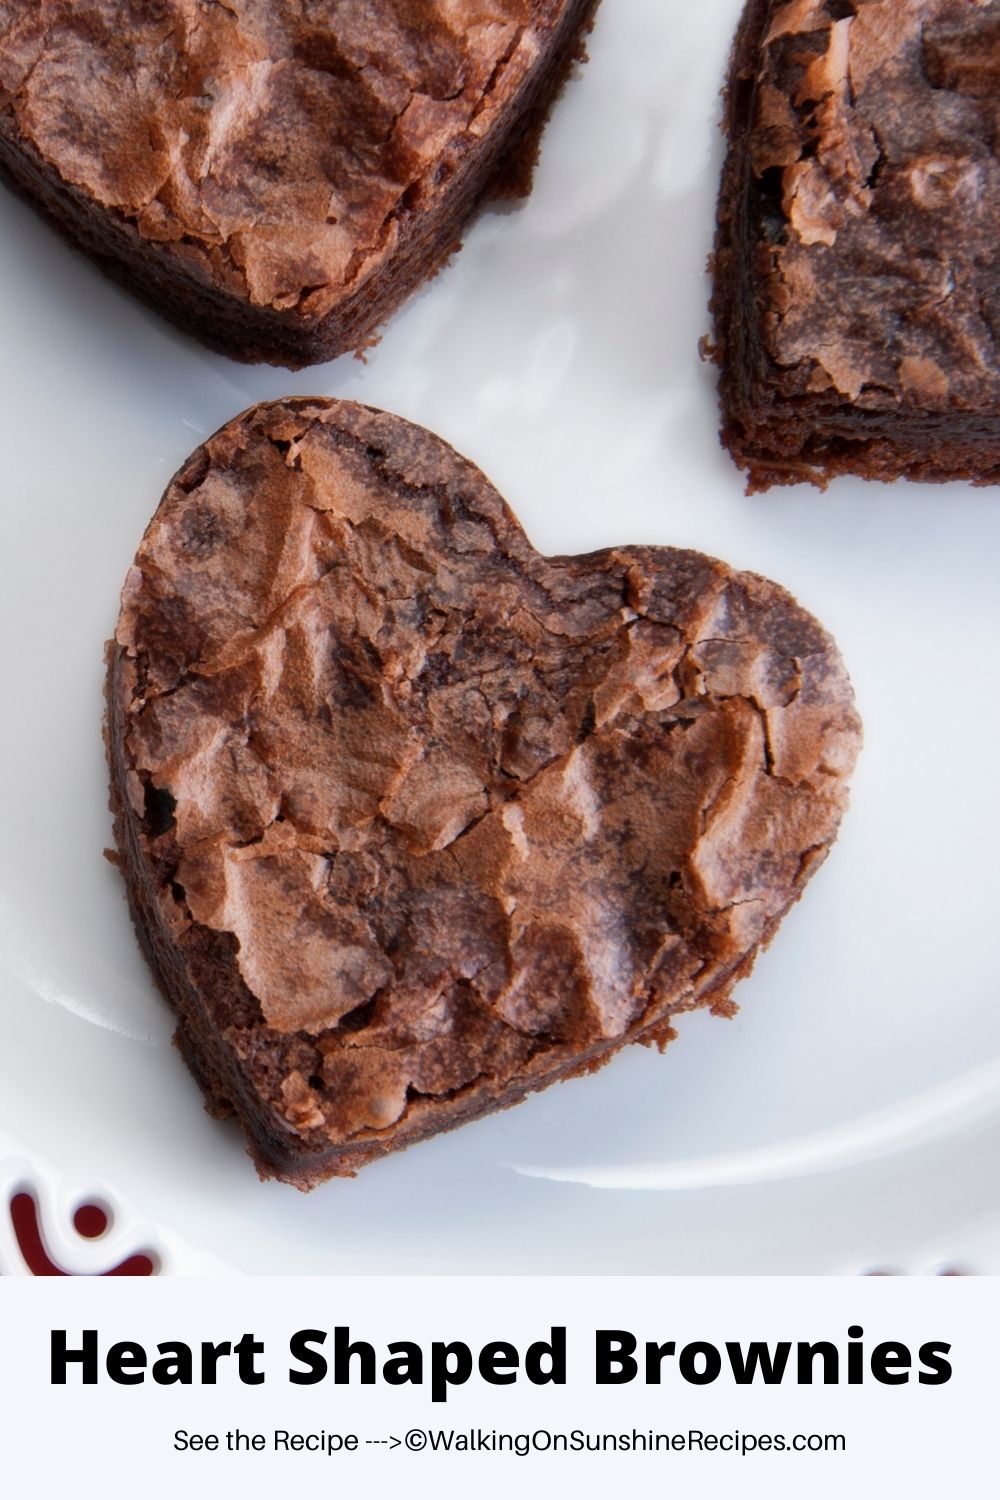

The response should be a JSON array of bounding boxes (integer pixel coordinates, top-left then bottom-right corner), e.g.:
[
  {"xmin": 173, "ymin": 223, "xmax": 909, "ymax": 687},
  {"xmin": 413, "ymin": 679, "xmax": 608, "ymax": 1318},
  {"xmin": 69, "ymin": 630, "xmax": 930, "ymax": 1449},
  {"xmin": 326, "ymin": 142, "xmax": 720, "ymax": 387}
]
[{"xmin": 711, "ymin": 0, "xmax": 1000, "ymax": 491}]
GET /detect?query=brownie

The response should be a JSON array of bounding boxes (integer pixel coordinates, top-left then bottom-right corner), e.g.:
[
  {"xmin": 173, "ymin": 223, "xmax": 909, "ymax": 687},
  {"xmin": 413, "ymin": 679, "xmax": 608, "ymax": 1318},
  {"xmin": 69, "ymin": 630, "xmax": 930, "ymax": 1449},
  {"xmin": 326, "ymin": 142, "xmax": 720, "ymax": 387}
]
[
  {"xmin": 710, "ymin": 0, "xmax": 1000, "ymax": 491},
  {"xmin": 0, "ymin": 1, "xmax": 598, "ymax": 367},
  {"xmin": 107, "ymin": 399, "xmax": 861, "ymax": 1186}
]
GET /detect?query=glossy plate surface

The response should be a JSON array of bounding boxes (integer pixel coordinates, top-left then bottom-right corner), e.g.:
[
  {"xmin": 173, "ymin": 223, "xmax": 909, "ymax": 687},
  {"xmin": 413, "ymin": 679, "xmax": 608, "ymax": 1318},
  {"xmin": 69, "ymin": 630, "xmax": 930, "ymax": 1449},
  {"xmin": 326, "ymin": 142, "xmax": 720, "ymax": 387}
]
[{"xmin": 0, "ymin": 0, "xmax": 997, "ymax": 1274}]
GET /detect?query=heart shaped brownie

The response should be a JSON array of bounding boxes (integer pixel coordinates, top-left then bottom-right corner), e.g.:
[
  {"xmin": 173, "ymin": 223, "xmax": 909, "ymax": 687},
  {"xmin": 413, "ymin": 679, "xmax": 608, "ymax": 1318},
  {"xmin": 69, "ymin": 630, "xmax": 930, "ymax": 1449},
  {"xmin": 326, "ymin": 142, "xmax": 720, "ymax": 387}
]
[
  {"xmin": 0, "ymin": 1, "xmax": 597, "ymax": 366},
  {"xmin": 107, "ymin": 399, "xmax": 861, "ymax": 1185}
]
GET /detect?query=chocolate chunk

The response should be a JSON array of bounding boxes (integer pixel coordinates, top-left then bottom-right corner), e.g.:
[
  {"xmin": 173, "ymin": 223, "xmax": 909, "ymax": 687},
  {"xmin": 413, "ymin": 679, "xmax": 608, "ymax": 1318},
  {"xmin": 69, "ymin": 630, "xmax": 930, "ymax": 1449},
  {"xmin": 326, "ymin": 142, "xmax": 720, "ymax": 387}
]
[
  {"xmin": 710, "ymin": 0, "xmax": 1000, "ymax": 490},
  {"xmin": 0, "ymin": 1, "xmax": 599, "ymax": 366},
  {"xmin": 106, "ymin": 399, "xmax": 861, "ymax": 1186}
]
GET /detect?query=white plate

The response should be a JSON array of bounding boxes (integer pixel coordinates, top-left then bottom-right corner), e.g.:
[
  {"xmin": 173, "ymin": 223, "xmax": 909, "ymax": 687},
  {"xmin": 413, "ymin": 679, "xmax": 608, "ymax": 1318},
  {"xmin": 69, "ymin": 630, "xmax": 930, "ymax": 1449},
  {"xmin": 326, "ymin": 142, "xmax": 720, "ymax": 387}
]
[{"xmin": 1, "ymin": 0, "xmax": 998, "ymax": 1276}]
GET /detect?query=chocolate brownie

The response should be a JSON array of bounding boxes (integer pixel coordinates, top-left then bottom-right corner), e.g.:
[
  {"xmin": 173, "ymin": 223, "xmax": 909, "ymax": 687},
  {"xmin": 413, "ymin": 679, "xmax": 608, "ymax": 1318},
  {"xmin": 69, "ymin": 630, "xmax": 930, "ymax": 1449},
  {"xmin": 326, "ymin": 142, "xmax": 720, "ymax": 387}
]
[
  {"xmin": 0, "ymin": 1, "xmax": 598, "ymax": 367},
  {"xmin": 107, "ymin": 399, "xmax": 861, "ymax": 1186},
  {"xmin": 711, "ymin": 0, "xmax": 1000, "ymax": 491}
]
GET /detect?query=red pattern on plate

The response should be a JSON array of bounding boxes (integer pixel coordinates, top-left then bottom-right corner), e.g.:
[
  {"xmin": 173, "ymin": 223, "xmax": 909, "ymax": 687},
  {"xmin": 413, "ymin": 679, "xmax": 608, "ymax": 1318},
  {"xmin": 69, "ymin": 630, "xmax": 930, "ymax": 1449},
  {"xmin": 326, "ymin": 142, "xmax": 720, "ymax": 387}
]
[{"xmin": 8, "ymin": 1192, "xmax": 156, "ymax": 1276}]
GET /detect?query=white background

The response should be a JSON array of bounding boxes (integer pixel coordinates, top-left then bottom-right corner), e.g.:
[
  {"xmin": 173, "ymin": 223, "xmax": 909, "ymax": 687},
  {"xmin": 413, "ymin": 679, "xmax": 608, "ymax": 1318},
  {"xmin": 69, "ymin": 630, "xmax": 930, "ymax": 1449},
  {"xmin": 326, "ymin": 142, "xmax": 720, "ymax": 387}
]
[
  {"xmin": 0, "ymin": 0, "xmax": 998, "ymax": 1274},
  {"xmin": 1, "ymin": 1277, "xmax": 997, "ymax": 1497}
]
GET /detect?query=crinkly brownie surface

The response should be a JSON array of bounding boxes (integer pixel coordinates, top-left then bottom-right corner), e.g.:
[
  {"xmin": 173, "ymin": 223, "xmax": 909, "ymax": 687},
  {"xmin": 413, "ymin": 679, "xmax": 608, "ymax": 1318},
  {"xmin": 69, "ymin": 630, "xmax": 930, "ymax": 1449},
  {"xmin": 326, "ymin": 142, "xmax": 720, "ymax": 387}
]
[
  {"xmin": 0, "ymin": 1, "xmax": 597, "ymax": 363},
  {"xmin": 712, "ymin": 0, "xmax": 1000, "ymax": 490},
  {"xmin": 107, "ymin": 399, "xmax": 861, "ymax": 1185}
]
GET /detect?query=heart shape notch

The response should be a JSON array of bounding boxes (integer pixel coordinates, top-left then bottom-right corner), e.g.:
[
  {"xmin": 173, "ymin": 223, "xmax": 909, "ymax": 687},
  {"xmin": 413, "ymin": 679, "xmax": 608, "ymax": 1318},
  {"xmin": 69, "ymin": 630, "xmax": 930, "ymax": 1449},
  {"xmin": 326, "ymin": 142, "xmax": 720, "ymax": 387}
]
[
  {"xmin": 0, "ymin": 0, "xmax": 598, "ymax": 366},
  {"xmin": 108, "ymin": 399, "xmax": 861, "ymax": 1185}
]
